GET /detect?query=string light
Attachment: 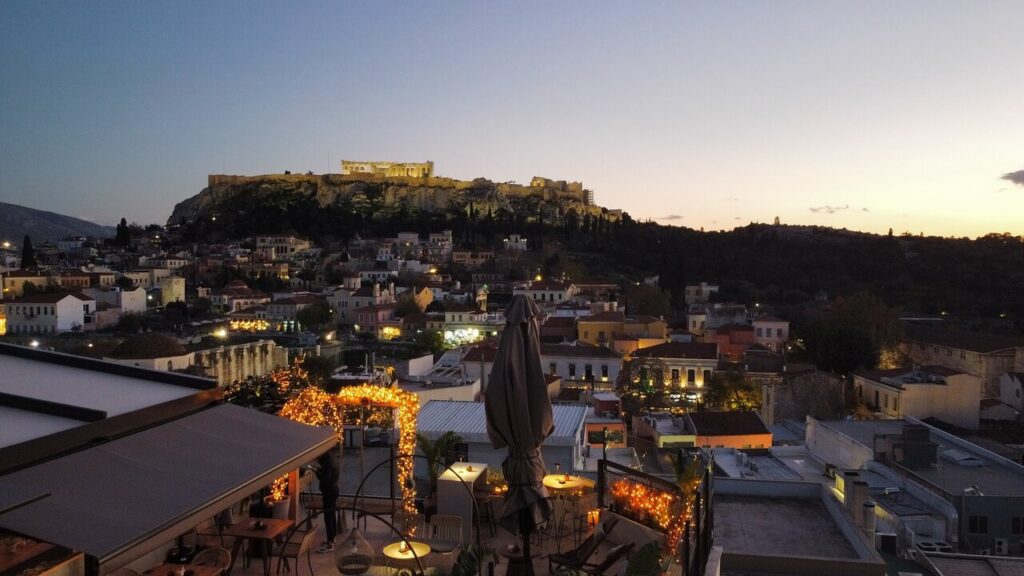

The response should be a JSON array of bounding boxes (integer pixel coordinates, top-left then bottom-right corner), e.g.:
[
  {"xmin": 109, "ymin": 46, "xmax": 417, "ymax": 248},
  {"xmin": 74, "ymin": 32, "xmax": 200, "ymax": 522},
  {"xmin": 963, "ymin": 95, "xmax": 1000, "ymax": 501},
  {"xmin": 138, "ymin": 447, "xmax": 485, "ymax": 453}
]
[
  {"xmin": 279, "ymin": 383, "xmax": 420, "ymax": 534},
  {"xmin": 610, "ymin": 478, "xmax": 690, "ymax": 550},
  {"xmin": 230, "ymin": 319, "xmax": 269, "ymax": 332}
]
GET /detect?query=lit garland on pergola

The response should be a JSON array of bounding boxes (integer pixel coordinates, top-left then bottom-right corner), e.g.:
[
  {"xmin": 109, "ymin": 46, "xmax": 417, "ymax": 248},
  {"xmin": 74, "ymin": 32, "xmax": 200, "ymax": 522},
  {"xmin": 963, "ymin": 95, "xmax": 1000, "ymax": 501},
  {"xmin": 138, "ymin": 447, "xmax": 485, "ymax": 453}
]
[
  {"xmin": 279, "ymin": 384, "xmax": 421, "ymax": 528},
  {"xmin": 609, "ymin": 476, "xmax": 699, "ymax": 553}
]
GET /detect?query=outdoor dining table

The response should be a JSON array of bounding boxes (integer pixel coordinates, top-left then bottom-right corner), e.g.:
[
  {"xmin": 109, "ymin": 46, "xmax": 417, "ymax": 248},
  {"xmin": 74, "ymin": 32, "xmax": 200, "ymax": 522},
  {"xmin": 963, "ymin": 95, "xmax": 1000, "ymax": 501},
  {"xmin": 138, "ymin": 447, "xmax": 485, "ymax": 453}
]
[
  {"xmin": 144, "ymin": 562, "xmax": 223, "ymax": 576},
  {"xmin": 220, "ymin": 518, "xmax": 293, "ymax": 576},
  {"xmin": 381, "ymin": 540, "xmax": 430, "ymax": 574},
  {"xmin": 542, "ymin": 474, "xmax": 591, "ymax": 492},
  {"xmin": 540, "ymin": 474, "xmax": 593, "ymax": 551}
]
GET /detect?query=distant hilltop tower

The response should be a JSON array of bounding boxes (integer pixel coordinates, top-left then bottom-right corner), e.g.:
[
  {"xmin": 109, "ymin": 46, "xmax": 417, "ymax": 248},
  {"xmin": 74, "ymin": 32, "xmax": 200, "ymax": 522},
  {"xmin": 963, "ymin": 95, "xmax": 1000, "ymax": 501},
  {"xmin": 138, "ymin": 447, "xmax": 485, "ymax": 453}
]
[{"xmin": 341, "ymin": 160, "xmax": 433, "ymax": 178}]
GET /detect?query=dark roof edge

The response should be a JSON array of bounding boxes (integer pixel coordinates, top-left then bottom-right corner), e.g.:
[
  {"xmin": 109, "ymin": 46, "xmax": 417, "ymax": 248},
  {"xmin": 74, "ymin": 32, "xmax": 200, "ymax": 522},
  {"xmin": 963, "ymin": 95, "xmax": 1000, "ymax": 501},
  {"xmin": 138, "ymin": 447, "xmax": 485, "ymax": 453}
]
[
  {"xmin": 0, "ymin": 391, "xmax": 106, "ymax": 422},
  {"xmin": 0, "ymin": 389, "xmax": 224, "ymax": 475},
  {"xmin": 0, "ymin": 342, "xmax": 217, "ymax": 390}
]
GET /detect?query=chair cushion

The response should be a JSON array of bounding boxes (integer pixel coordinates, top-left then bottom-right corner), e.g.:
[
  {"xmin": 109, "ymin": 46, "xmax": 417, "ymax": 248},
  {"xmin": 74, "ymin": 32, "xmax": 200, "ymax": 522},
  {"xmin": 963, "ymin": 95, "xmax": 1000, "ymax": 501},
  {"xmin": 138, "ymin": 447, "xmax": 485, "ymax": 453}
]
[{"xmin": 427, "ymin": 540, "xmax": 460, "ymax": 554}]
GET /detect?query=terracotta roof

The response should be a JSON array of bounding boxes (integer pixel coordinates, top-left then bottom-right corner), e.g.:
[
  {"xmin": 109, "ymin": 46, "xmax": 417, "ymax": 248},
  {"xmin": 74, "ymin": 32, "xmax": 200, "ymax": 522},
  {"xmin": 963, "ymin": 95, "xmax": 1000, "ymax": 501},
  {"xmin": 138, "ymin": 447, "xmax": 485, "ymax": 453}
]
[
  {"xmin": 526, "ymin": 280, "xmax": 573, "ymax": 291},
  {"xmin": 542, "ymin": 316, "xmax": 576, "ymax": 327},
  {"xmin": 686, "ymin": 411, "xmax": 770, "ymax": 437},
  {"xmin": 539, "ymin": 342, "xmax": 621, "ymax": 359},
  {"xmin": 855, "ymin": 365, "xmax": 963, "ymax": 382},
  {"xmin": 270, "ymin": 295, "xmax": 322, "ymax": 306},
  {"xmin": 463, "ymin": 343, "xmax": 498, "ymax": 363},
  {"xmin": 632, "ymin": 342, "xmax": 718, "ymax": 360},
  {"xmin": 354, "ymin": 302, "xmax": 398, "ymax": 313},
  {"xmin": 625, "ymin": 315, "xmax": 663, "ymax": 325},
  {"xmin": 903, "ymin": 323, "xmax": 1024, "ymax": 354},
  {"xmin": 711, "ymin": 323, "xmax": 753, "ymax": 333},
  {"xmin": 3, "ymin": 270, "xmax": 49, "ymax": 279},
  {"xmin": 579, "ymin": 311, "xmax": 625, "ymax": 324},
  {"xmin": 9, "ymin": 292, "xmax": 92, "ymax": 304},
  {"xmin": 108, "ymin": 333, "xmax": 188, "ymax": 359}
]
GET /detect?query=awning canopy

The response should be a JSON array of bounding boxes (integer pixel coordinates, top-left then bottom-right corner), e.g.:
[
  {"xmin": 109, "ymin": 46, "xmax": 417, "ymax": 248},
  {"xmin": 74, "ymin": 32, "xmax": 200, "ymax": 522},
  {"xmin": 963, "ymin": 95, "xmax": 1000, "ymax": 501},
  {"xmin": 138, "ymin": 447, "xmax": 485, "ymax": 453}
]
[{"xmin": 0, "ymin": 403, "xmax": 335, "ymax": 574}]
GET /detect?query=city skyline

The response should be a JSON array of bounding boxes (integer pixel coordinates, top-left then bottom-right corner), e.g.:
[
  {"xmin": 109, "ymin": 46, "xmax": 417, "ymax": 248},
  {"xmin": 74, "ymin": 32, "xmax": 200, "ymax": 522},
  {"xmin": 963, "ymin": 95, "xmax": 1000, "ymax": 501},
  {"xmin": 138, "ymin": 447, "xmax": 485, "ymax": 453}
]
[{"xmin": 2, "ymin": 1, "xmax": 1024, "ymax": 238}]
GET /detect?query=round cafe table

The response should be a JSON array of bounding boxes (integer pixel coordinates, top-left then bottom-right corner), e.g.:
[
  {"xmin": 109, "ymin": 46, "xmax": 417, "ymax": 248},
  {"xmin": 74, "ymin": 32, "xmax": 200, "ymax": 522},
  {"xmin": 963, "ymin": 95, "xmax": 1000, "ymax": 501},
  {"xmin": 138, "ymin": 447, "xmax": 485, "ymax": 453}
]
[
  {"xmin": 542, "ymin": 474, "xmax": 590, "ymax": 492},
  {"xmin": 382, "ymin": 540, "xmax": 431, "ymax": 565}
]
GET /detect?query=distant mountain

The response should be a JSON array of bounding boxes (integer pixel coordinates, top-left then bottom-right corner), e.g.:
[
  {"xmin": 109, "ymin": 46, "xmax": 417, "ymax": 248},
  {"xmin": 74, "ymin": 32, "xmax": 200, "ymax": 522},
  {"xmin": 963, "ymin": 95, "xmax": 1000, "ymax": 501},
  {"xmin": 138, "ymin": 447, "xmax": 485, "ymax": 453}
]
[{"xmin": 0, "ymin": 202, "xmax": 115, "ymax": 244}]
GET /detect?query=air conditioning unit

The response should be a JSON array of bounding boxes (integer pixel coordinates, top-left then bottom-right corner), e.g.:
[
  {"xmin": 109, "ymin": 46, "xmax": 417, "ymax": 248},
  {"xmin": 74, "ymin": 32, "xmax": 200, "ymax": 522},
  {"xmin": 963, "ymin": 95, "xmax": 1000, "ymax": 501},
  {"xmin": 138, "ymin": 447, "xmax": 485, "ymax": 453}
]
[
  {"xmin": 994, "ymin": 539, "xmax": 1008, "ymax": 555},
  {"xmin": 978, "ymin": 548, "xmax": 991, "ymax": 556}
]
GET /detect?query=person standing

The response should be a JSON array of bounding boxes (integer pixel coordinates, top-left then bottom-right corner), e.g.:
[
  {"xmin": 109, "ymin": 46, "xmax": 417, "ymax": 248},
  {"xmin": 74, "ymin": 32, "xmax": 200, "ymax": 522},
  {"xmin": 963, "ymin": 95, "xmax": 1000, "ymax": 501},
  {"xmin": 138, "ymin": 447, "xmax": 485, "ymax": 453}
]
[{"xmin": 316, "ymin": 449, "xmax": 340, "ymax": 552}]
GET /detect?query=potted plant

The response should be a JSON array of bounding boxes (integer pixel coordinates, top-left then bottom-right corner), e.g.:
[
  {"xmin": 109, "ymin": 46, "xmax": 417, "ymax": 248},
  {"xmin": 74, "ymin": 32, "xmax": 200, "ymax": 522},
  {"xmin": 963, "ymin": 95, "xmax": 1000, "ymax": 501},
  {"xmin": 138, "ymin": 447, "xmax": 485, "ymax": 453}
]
[{"xmin": 416, "ymin": 430, "xmax": 463, "ymax": 513}]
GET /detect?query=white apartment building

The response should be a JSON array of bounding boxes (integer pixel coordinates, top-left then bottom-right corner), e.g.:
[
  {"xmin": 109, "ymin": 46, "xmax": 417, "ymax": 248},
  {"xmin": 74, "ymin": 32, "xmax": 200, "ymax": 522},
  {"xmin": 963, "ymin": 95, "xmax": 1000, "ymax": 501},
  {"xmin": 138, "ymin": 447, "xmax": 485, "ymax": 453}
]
[{"xmin": 4, "ymin": 293, "xmax": 96, "ymax": 334}]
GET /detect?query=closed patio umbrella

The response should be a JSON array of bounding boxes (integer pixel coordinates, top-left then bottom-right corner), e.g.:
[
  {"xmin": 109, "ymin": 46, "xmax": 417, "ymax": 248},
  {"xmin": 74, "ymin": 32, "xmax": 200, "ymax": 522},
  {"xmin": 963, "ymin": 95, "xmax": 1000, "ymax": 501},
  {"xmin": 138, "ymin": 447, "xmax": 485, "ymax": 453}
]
[{"xmin": 484, "ymin": 295, "xmax": 553, "ymax": 575}]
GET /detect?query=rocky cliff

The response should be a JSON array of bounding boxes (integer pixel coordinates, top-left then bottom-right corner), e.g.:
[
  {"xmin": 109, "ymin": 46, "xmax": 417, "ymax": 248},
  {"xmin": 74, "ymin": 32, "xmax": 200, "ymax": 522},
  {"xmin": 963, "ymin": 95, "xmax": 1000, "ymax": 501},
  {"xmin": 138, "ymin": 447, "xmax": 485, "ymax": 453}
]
[{"xmin": 167, "ymin": 173, "xmax": 615, "ymax": 227}]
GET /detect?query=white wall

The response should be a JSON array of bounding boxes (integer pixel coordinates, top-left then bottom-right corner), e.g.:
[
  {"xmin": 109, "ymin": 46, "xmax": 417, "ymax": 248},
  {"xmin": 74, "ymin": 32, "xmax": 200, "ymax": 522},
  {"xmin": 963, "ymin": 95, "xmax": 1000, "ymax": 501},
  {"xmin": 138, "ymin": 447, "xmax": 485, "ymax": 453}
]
[{"xmin": 805, "ymin": 418, "xmax": 874, "ymax": 469}]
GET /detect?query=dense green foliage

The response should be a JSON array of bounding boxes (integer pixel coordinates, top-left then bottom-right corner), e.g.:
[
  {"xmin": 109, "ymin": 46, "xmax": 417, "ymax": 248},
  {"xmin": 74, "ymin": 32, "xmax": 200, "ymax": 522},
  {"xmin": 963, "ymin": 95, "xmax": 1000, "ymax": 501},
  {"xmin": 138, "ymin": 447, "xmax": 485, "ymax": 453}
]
[{"xmin": 174, "ymin": 189, "xmax": 1024, "ymax": 332}]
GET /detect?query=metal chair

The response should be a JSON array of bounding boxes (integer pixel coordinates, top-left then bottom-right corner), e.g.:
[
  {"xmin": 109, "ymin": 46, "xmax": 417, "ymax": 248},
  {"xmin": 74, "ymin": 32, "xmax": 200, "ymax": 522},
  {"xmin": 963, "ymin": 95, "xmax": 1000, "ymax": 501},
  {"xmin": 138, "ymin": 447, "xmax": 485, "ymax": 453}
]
[
  {"xmin": 273, "ymin": 516, "xmax": 319, "ymax": 576},
  {"xmin": 392, "ymin": 511, "xmax": 427, "ymax": 539},
  {"xmin": 473, "ymin": 493, "xmax": 497, "ymax": 537},
  {"xmin": 548, "ymin": 516, "xmax": 619, "ymax": 574},
  {"xmin": 424, "ymin": 514, "xmax": 462, "ymax": 568},
  {"xmin": 192, "ymin": 546, "xmax": 232, "ymax": 576},
  {"xmin": 581, "ymin": 542, "xmax": 634, "ymax": 576}
]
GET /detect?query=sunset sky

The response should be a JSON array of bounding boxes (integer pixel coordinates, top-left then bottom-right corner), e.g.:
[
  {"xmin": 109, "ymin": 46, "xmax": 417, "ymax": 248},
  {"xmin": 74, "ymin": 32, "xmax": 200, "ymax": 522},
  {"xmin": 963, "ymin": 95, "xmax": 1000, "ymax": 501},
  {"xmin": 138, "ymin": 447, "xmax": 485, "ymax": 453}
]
[{"xmin": 2, "ymin": 1, "xmax": 1023, "ymax": 238}]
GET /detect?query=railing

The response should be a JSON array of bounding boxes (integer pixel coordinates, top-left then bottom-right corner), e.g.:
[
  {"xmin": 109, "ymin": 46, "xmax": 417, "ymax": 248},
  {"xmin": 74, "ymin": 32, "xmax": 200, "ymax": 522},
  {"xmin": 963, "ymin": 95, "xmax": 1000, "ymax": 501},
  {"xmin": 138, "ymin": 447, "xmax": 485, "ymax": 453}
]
[{"xmin": 598, "ymin": 455, "xmax": 714, "ymax": 576}]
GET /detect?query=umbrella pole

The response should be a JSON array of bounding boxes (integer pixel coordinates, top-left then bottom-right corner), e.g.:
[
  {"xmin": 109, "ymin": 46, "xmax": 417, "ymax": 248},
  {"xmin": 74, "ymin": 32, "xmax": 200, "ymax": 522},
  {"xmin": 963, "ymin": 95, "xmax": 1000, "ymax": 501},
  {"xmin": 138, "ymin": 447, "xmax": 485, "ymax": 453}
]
[{"xmin": 519, "ymin": 509, "xmax": 535, "ymax": 576}]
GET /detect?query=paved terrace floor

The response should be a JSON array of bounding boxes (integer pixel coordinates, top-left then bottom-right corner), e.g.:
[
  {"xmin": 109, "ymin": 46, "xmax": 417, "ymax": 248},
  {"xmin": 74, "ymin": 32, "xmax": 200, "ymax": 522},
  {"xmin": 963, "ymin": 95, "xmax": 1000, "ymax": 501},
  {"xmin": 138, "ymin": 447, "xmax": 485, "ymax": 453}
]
[{"xmin": 183, "ymin": 493, "xmax": 639, "ymax": 576}]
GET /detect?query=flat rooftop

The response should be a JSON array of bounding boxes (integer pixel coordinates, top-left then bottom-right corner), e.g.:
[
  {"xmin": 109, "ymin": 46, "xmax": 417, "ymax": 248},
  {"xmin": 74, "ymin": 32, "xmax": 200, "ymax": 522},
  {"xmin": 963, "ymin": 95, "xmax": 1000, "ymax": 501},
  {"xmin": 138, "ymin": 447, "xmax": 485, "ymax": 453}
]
[
  {"xmin": 820, "ymin": 419, "xmax": 1024, "ymax": 497},
  {"xmin": 0, "ymin": 353, "xmax": 199, "ymax": 417},
  {"xmin": 0, "ymin": 344, "xmax": 218, "ymax": 469},
  {"xmin": 715, "ymin": 494, "xmax": 859, "ymax": 560}
]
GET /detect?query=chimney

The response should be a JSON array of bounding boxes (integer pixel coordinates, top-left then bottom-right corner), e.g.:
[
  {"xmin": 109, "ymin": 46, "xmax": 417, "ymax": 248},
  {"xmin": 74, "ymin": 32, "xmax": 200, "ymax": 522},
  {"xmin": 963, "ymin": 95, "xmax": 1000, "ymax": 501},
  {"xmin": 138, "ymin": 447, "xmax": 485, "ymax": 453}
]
[
  {"xmin": 862, "ymin": 501, "xmax": 876, "ymax": 533},
  {"xmin": 373, "ymin": 283, "xmax": 380, "ymax": 298},
  {"xmin": 851, "ymin": 481, "xmax": 870, "ymax": 526}
]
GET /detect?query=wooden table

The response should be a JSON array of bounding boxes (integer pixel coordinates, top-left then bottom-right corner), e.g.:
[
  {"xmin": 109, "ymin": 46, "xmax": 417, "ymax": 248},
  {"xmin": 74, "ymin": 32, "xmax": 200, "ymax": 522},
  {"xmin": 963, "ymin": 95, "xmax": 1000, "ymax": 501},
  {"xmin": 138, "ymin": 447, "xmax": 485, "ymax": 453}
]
[
  {"xmin": 542, "ymin": 474, "xmax": 592, "ymax": 492},
  {"xmin": 144, "ymin": 562, "xmax": 223, "ymax": 576},
  {"xmin": 381, "ymin": 541, "xmax": 430, "ymax": 574},
  {"xmin": 220, "ymin": 518, "xmax": 293, "ymax": 576}
]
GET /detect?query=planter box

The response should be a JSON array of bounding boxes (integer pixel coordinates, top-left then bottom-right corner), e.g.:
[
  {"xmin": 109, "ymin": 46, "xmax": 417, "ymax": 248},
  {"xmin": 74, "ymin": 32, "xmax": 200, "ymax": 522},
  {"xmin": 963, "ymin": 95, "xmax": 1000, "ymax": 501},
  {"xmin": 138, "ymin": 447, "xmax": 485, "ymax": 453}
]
[{"xmin": 600, "ymin": 510, "xmax": 664, "ymax": 549}]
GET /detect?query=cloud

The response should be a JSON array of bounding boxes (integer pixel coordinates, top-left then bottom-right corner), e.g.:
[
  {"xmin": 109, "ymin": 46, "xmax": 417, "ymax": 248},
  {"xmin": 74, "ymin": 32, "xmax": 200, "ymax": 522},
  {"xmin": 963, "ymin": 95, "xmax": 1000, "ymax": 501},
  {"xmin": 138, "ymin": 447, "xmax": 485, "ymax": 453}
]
[
  {"xmin": 861, "ymin": 207, "xmax": 869, "ymax": 212},
  {"xmin": 660, "ymin": 214, "xmax": 683, "ymax": 221},
  {"xmin": 808, "ymin": 204, "xmax": 849, "ymax": 214},
  {"xmin": 1001, "ymin": 169, "xmax": 1024, "ymax": 187}
]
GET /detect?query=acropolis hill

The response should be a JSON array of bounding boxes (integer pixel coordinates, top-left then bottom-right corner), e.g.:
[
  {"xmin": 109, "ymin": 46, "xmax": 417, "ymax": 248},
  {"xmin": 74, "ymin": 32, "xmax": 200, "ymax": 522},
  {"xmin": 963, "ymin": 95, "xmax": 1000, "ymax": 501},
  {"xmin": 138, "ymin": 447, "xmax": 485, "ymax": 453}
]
[{"xmin": 167, "ymin": 161, "xmax": 621, "ymax": 226}]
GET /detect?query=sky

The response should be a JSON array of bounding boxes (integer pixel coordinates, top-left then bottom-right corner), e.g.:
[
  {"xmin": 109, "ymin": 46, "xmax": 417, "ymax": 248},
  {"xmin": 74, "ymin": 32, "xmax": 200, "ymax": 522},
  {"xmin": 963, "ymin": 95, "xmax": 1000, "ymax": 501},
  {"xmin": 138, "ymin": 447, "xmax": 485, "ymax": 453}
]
[{"xmin": 2, "ymin": 1, "xmax": 1023, "ymax": 238}]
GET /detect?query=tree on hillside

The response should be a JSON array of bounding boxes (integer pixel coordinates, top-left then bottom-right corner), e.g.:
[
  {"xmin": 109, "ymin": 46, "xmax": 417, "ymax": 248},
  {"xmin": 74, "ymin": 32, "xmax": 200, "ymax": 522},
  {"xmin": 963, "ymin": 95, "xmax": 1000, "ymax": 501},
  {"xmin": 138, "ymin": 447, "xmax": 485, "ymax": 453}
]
[
  {"xmin": 394, "ymin": 295, "xmax": 422, "ymax": 317},
  {"xmin": 296, "ymin": 301, "xmax": 333, "ymax": 332},
  {"xmin": 20, "ymin": 235, "xmax": 36, "ymax": 268},
  {"xmin": 115, "ymin": 218, "xmax": 130, "ymax": 247},
  {"xmin": 804, "ymin": 323, "xmax": 879, "ymax": 376},
  {"xmin": 413, "ymin": 329, "xmax": 446, "ymax": 356},
  {"xmin": 624, "ymin": 284, "xmax": 672, "ymax": 317},
  {"xmin": 705, "ymin": 369, "xmax": 760, "ymax": 411}
]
